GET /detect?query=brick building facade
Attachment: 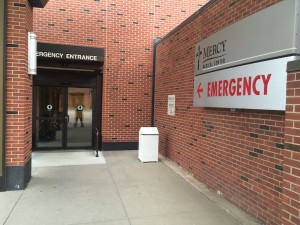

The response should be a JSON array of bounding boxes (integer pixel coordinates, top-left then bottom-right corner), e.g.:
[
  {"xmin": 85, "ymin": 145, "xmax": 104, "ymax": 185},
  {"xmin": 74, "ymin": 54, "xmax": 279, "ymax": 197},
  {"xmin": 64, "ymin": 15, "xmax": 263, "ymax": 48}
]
[
  {"xmin": 154, "ymin": 0, "xmax": 300, "ymax": 224},
  {"xmin": 283, "ymin": 64, "xmax": 300, "ymax": 225},
  {"xmin": 5, "ymin": 0, "xmax": 34, "ymax": 190},
  {"xmin": 2, "ymin": 0, "xmax": 208, "ymax": 189},
  {"xmin": 33, "ymin": 0, "xmax": 206, "ymax": 149},
  {"xmin": 1, "ymin": 0, "xmax": 300, "ymax": 225}
]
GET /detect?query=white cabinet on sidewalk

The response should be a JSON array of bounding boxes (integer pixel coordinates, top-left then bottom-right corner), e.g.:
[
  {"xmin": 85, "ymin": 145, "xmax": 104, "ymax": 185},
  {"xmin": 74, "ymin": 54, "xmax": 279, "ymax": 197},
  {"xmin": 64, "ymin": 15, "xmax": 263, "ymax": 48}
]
[{"xmin": 138, "ymin": 127, "xmax": 159, "ymax": 162}]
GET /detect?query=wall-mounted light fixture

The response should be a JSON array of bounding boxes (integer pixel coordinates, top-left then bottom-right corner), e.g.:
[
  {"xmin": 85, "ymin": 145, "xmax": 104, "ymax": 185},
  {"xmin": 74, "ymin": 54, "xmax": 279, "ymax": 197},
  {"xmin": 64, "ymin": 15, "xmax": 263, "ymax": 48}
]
[{"xmin": 28, "ymin": 32, "xmax": 37, "ymax": 75}]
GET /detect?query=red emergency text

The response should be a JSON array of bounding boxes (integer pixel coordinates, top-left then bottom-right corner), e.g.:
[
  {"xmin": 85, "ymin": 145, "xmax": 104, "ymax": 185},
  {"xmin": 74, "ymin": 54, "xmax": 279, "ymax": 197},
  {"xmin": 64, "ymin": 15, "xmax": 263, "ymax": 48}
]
[{"xmin": 207, "ymin": 74, "xmax": 272, "ymax": 97}]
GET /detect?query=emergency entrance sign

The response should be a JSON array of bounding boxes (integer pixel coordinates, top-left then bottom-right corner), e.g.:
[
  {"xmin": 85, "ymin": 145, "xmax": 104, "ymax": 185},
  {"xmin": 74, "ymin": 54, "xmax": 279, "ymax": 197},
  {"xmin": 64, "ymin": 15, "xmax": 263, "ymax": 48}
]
[{"xmin": 193, "ymin": 56, "xmax": 295, "ymax": 110}]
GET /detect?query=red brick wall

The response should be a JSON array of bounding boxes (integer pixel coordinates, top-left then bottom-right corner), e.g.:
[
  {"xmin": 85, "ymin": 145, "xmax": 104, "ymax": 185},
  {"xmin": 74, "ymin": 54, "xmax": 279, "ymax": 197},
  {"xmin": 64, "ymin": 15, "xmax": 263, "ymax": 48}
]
[
  {"xmin": 6, "ymin": 0, "xmax": 33, "ymax": 166},
  {"xmin": 155, "ymin": 0, "xmax": 284, "ymax": 224},
  {"xmin": 283, "ymin": 71, "xmax": 300, "ymax": 225},
  {"xmin": 33, "ymin": 0, "xmax": 208, "ymax": 145}
]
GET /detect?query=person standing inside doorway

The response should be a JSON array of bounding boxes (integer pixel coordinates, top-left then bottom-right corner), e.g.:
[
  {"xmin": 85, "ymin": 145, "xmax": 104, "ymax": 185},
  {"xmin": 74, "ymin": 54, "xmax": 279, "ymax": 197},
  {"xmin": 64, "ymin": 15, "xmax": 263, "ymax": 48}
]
[{"xmin": 74, "ymin": 104, "xmax": 84, "ymax": 127}]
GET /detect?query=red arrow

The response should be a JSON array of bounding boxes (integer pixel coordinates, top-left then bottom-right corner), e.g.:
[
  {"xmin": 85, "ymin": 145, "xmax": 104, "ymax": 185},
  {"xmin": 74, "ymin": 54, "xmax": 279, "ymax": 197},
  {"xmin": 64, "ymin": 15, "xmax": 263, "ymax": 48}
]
[{"xmin": 197, "ymin": 83, "xmax": 204, "ymax": 98}]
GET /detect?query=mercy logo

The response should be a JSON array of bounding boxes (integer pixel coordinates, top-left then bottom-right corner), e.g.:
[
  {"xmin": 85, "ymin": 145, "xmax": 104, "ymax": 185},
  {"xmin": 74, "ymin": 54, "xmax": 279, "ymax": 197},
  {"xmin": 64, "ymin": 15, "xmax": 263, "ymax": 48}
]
[
  {"xmin": 195, "ymin": 40, "xmax": 227, "ymax": 74},
  {"xmin": 203, "ymin": 40, "xmax": 227, "ymax": 62}
]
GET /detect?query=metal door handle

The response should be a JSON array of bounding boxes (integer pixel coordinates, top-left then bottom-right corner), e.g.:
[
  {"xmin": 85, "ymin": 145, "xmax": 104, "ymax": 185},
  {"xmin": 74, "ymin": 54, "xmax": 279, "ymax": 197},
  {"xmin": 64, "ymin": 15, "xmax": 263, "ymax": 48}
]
[{"xmin": 65, "ymin": 115, "xmax": 69, "ymax": 123}]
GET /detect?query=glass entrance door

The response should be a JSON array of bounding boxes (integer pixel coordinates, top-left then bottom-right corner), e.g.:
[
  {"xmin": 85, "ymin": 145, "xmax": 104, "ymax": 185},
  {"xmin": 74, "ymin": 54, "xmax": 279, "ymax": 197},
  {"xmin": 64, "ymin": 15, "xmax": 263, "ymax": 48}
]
[
  {"xmin": 34, "ymin": 86, "xmax": 93, "ymax": 149},
  {"xmin": 67, "ymin": 87, "xmax": 93, "ymax": 148},
  {"xmin": 35, "ymin": 86, "xmax": 64, "ymax": 148}
]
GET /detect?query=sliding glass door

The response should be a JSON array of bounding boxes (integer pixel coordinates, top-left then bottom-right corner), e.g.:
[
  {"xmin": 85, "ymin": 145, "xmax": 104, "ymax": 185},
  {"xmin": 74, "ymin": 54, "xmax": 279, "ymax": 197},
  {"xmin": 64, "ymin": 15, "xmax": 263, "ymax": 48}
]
[{"xmin": 34, "ymin": 86, "xmax": 93, "ymax": 149}]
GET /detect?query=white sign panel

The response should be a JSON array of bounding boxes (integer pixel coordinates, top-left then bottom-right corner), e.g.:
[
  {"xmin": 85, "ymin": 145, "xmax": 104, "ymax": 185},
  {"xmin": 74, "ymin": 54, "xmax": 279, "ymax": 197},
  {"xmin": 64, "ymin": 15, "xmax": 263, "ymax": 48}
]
[
  {"xmin": 28, "ymin": 32, "xmax": 37, "ymax": 75},
  {"xmin": 194, "ymin": 0, "xmax": 299, "ymax": 75},
  {"xmin": 168, "ymin": 95, "xmax": 175, "ymax": 116},
  {"xmin": 193, "ymin": 56, "xmax": 296, "ymax": 110}
]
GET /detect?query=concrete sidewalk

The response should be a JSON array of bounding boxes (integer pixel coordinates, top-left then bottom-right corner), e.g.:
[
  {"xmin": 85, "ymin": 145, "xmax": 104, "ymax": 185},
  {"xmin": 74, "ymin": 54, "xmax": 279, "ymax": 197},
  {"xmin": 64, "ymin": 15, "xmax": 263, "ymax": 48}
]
[{"xmin": 0, "ymin": 150, "xmax": 260, "ymax": 225}]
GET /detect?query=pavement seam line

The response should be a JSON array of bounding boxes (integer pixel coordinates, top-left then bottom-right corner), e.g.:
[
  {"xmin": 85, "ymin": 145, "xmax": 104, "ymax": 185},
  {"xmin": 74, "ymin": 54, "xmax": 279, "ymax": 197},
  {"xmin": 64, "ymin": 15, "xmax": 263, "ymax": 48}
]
[
  {"xmin": 104, "ymin": 157, "xmax": 132, "ymax": 225},
  {"xmin": 3, "ymin": 169, "xmax": 32, "ymax": 225}
]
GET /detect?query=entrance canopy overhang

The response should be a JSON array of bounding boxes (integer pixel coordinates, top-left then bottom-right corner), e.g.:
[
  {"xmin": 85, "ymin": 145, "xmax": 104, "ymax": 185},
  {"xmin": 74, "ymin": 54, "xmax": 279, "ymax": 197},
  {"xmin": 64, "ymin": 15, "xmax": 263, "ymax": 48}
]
[
  {"xmin": 29, "ymin": 0, "xmax": 49, "ymax": 8},
  {"xmin": 37, "ymin": 43, "xmax": 105, "ymax": 72}
]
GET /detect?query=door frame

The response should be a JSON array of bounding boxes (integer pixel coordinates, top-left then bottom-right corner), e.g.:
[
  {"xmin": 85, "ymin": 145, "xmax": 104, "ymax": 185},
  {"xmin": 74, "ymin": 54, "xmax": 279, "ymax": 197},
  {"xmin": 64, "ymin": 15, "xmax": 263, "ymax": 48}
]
[{"xmin": 32, "ymin": 69, "xmax": 102, "ymax": 150}]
